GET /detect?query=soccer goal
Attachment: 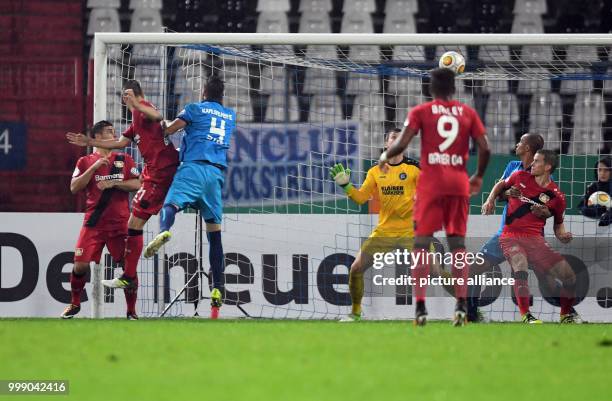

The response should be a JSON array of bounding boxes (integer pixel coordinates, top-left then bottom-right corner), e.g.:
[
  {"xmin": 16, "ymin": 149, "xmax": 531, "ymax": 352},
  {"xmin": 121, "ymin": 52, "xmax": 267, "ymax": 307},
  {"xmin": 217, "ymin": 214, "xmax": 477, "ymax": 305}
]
[{"xmin": 92, "ymin": 33, "xmax": 612, "ymax": 322}]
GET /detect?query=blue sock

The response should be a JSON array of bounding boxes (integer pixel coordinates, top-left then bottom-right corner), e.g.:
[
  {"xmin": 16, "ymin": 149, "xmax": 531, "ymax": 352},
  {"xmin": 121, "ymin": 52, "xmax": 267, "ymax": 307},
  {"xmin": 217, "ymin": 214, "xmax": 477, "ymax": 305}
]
[
  {"xmin": 207, "ymin": 230, "xmax": 225, "ymax": 291},
  {"xmin": 160, "ymin": 204, "xmax": 178, "ymax": 232}
]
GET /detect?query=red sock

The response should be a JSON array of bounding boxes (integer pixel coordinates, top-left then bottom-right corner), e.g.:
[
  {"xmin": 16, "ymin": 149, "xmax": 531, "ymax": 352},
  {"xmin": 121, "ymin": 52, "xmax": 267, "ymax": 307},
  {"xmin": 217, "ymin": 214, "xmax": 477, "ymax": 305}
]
[
  {"xmin": 560, "ymin": 285, "xmax": 575, "ymax": 315},
  {"xmin": 70, "ymin": 271, "xmax": 88, "ymax": 307},
  {"xmin": 124, "ymin": 231, "xmax": 143, "ymax": 278},
  {"xmin": 412, "ymin": 248, "xmax": 430, "ymax": 303},
  {"xmin": 513, "ymin": 271, "xmax": 531, "ymax": 315},
  {"xmin": 452, "ymin": 248, "xmax": 469, "ymax": 300},
  {"xmin": 124, "ymin": 275, "xmax": 139, "ymax": 314}
]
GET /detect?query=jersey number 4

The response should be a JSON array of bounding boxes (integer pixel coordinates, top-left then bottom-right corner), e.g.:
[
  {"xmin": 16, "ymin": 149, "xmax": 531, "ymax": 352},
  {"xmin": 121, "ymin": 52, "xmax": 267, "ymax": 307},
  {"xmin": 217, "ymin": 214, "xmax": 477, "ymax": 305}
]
[
  {"xmin": 436, "ymin": 115, "xmax": 459, "ymax": 152},
  {"xmin": 209, "ymin": 117, "xmax": 226, "ymax": 144}
]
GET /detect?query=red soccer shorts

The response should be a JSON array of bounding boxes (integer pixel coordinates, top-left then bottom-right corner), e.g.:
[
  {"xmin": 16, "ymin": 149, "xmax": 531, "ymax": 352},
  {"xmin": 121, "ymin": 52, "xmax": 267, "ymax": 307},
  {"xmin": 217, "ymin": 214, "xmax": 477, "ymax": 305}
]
[
  {"xmin": 74, "ymin": 226, "xmax": 127, "ymax": 264},
  {"xmin": 499, "ymin": 234, "xmax": 565, "ymax": 272},
  {"xmin": 414, "ymin": 194, "xmax": 469, "ymax": 236},
  {"xmin": 132, "ymin": 166, "xmax": 176, "ymax": 220}
]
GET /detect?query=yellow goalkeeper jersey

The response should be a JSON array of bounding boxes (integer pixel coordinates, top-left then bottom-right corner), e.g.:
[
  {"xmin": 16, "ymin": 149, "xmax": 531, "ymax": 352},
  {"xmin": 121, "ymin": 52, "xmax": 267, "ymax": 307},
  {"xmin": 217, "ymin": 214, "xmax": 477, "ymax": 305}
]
[{"xmin": 346, "ymin": 158, "xmax": 420, "ymax": 235}]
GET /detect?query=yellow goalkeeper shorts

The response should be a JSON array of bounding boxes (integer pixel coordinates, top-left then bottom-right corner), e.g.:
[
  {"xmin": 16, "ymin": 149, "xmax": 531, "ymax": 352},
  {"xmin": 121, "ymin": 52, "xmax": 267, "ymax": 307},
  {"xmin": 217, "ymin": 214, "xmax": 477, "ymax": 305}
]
[{"xmin": 360, "ymin": 228, "xmax": 414, "ymax": 256}]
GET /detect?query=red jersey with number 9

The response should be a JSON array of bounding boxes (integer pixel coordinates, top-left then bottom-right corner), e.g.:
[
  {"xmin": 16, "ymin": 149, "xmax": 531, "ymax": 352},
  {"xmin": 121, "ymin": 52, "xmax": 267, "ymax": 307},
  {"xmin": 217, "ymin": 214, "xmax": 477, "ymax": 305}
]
[{"xmin": 406, "ymin": 99, "xmax": 486, "ymax": 196}]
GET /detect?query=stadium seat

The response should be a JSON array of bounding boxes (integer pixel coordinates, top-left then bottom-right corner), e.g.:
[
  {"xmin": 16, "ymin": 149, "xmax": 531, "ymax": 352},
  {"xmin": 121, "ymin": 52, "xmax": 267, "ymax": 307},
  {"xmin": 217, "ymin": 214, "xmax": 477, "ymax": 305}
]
[
  {"xmin": 478, "ymin": 45, "xmax": 511, "ymax": 63},
  {"xmin": 516, "ymin": 68, "xmax": 551, "ymax": 94},
  {"xmin": 352, "ymin": 93, "xmax": 385, "ymax": 123},
  {"xmin": 565, "ymin": 46, "xmax": 600, "ymax": 63},
  {"xmin": 513, "ymin": 0, "xmax": 547, "ymax": 15},
  {"xmin": 87, "ymin": 8, "xmax": 120, "ymax": 35},
  {"xmin": 134, "ymin": 64, "xmax": 164, "ymax": 108},
  {"xmin": 343, "ymin": 0, "xmax": 376, "ymax": 14},
  {"xmin": 219, "ymin": 62, "xmax": 251, "ymax": 95},
  {"xmin": 225, "ymin": 95, "xmax": 253, "ymax": 122},
  {"xmin": 346, "ymin": 73, "xmax": 381, "ymax": 95},
  {"xmin": 130, "ymin": 8, "xmax": 163, "ymax": 32},
  {"xmin": 603, "ymin": 68, "xmax": 612, "ymax": 94},
  {"xmin": 341, "ymin": 12, "xmax": 374, "ymax": 34},
  {"xmin": 265, "ymin": 93, "xmax": 299, "ymax": 122},
  {"xmin": 387, "ymin": 76, "xmax": 424, "ymax": 112},
  {"xmin": 519, "ymin": 45, "xmax": 553, "ymax": 62},
  {"xmin": 299, "ymin": 12, "xmax": 331, "ymax": 33},
  {"xmin": 298, "ymin": 0, "xmax": 332, "ymax": 13},
  {"xmin": 571, "ymin": 93, "xmax": 605, "ymax": 154},
  {"xmin": 481, "ymin": 68, "xmax": 510, "ymax": 93},
  {"xmin": 511, "ymin": 14, "xmax": 543, "ymax": 33},
  {"xmin": 256, "ymin": 0, "xmax": 290, "ymax": 12},
  {"xmin": 303, "ymin": 68, "xmax": 337, "ymax": 94},
  {"xmin": 308, "ymin": 95, "xmax": 342, "ymax": 123},
  {"xmin": 384, "ymin": 0, "xmax": 418, "ymax": 15},
  {"xmin": 256, "ymin": 12, "xmax": 289, "ymax": 33},
  {"xmin": 383, "ymin": 14, "xmax": 417, "ymax": 33},
  {"xmin": 87, "ymin": 0, "xmax": 120, "ymax": 8},
  {"xmin": 485, "ymin": 93, "xmax": 519, "ymax": 153},
  {"xmin": 348, "ymin": 45, "xmax": 380, "ymax": 61},
  {"xmin": 302, "ymin": 45, "xmax": 338, "ymax": 59},
  {"xmin": 259, "ymin": 65, "xmax": 288, "ymax": 94},
  {"xmin": 528, "ymin": 93, "xmax": 562, "ymax": 145},
  {"xmin": 560, "ymin": 69, "xmax": 594, "ymax": 95},
  {"xmin": 129, "ymin": 0, "xmax": 162, "ymax": 9}
]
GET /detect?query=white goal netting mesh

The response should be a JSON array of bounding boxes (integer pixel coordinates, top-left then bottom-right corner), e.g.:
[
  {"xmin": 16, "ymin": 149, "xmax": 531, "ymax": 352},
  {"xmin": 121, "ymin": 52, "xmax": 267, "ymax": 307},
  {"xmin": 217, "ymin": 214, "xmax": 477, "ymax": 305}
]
[{"xmin": 97, "ymin": 41, "xmax": 612, "ymax": 322}]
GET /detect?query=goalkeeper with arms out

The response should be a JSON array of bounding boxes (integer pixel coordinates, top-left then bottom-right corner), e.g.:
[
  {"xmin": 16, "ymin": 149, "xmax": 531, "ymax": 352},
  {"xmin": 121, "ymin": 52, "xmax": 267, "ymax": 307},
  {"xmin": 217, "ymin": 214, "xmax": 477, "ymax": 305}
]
[
  {"xmin": 143, "ymin": 75, "xmax": 235, "ymax": 319},
  {"xmin": 330, "ymin": 128, "xmax": 420, "ymax": 322}
]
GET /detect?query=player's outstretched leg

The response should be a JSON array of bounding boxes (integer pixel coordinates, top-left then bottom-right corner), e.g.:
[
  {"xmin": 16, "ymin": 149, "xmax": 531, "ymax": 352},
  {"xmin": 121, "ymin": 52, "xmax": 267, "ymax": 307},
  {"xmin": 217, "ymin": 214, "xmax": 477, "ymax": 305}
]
[
  {"xmin": 61, "ymin": 263, "xmax": 89, "ymax": 319},
  {"xmin": 103, "ymin": 222, "xmax": 143, "ymax": 289},
  {"xmin": 144, "ymin": 204, "xmax": 177, "ymax": 258},
  {"xmin": 207, "ymin": 229, "xmax": 225, "ymax": 319}
]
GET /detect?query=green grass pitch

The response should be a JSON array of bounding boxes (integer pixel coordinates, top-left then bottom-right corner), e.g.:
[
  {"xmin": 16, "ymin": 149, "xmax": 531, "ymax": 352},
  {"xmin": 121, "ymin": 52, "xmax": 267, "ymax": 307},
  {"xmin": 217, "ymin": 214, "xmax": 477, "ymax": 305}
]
[{"xmin": 1, "ymin": 319, "xmax": 611, "ymax": 401}]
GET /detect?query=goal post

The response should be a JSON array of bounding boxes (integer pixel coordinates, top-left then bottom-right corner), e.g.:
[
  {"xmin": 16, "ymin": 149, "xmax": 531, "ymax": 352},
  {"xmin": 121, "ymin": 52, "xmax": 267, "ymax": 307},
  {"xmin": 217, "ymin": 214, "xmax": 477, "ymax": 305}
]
[{"xmin": 92, "ymin": 32, "xmax": 612, "ymax": 322}]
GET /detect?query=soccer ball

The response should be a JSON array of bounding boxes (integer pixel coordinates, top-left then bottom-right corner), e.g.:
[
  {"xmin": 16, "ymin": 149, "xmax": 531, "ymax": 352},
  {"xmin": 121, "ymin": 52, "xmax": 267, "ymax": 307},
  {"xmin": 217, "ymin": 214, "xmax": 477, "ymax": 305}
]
[
  {"xmin": 439, "ymin": 51, "xmax": 466, "ymax": 74},
  {"xmin": 588, "ymin": 191, "xmax": 611, "ymax": 208}
]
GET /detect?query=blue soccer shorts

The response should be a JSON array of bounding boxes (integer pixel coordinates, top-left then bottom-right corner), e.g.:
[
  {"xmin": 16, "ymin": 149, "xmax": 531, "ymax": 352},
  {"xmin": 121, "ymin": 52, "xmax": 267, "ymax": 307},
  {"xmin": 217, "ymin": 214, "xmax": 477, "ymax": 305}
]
[
  {"xmin": 163, "ymin": 161, "xmax": 224, "ymax": 224},
  {"xmin": 479, "ymin": 233, "xmax": 506, "ymax": 266}
]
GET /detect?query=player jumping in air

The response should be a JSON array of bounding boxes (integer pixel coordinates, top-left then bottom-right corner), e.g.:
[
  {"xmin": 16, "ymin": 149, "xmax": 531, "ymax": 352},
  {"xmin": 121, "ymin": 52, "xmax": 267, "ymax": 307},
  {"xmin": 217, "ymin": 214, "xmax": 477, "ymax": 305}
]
[
  {"xmin": 330, "ymin": 128, "xmax": 420, "ymax": 322},
  {"xmin": 67, "ymin": 80, "xmax": 179, "ymax": 299},
  {"xmin": 487, "ymin": 149, "xmax": 580, "ymax": 324},
  {"xmin": 62, "ymin": 121, "xmax": 141, "ymax": 319},
  {"xmin": 143, "ymin": 75, "xmax": 235, "ymax": 319},
  {"xmin": 468, "ymin": 133, "xmax": 550, "ymax": 322},
  {"xmin": 379, "ymin": 68, "xmax": 491, "ymax": 326}
]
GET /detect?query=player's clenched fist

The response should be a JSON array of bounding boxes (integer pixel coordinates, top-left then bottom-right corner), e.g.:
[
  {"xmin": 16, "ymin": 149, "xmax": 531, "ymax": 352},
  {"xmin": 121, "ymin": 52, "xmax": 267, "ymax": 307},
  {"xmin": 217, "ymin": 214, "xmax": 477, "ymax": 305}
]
[{"xmin": 329, "ymin": 164, "xmax": 353, "ymax": 192}]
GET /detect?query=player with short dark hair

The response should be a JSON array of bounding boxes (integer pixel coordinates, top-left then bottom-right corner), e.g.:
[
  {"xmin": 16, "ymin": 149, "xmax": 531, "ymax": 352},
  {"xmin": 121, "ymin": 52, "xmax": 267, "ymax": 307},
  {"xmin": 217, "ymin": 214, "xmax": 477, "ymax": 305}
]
[
  {"xmin": 470, "ymin": 133, "xmax": 550, "ymax": 322},
  {"xmin": 143, "ymin": 75, "xmax": 235, "ymax": 318},
  {"xmin": 61, "ymin": 121, "xmax": 141, "ymax": 319},
  {"xmin": 66, "ymin": 80, "xmax": 179, "ymax": 294},
  {"xmin": 488, "ymin": 149, "xmax": 580, "ymax": 323},
  {"xmin": 379, "ymin": 67, "xmax": 490, "ymax": 326},
  {"xmin": 330, "ymin": 128, "xmax": 420, "ymax": 322}
]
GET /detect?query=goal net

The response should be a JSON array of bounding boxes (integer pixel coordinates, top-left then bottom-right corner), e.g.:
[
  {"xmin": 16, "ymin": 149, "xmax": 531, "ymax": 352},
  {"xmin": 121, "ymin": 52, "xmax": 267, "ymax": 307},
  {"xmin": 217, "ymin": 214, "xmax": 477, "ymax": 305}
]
[{"xmin": 94, "ymin": 33, "xmax": 612, "ymax": 322}]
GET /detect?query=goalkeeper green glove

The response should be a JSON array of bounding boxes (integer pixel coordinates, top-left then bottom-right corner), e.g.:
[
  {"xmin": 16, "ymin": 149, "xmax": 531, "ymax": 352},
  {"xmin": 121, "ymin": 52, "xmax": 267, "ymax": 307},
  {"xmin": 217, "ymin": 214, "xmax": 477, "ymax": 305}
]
[{"xmin": 329, "ymin": 163, "xmax": 354, "ymax": 193}]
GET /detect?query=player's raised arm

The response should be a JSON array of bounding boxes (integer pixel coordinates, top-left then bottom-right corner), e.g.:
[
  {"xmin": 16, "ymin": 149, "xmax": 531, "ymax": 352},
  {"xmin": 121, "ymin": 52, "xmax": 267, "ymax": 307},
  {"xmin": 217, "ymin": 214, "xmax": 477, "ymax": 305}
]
[
  {"xmin": 162, "ymin": 118, "xmax": 187, "ymax": 136},
  {"xmin": 482, "ymin": 176, "xmax": 512, "ymax": 214},
  {"xmin": 66, "ymin": 132, "xmax": 131, "ymax": 150},
  {"xmin": 330, "ymin": 164, "xmax": 375, "ymax": 205}
]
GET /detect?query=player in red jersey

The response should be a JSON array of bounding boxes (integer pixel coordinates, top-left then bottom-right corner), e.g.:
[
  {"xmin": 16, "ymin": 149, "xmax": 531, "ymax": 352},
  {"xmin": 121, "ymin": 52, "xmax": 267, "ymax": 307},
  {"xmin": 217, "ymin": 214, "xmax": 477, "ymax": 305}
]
[
  {"xmin": 487, "ymin": 149, "xmax": 580, "ymax": 324},
  {"xmin": 379, "ymin": 68, "xmax": 490, "ymax": 326},
  {"xmin": 66, "ymin": 80, "xmax": 179, "ymax": 292},
  {"xmin": 61, "ymin": 120, "xmax": 141, "ymax": 319}
]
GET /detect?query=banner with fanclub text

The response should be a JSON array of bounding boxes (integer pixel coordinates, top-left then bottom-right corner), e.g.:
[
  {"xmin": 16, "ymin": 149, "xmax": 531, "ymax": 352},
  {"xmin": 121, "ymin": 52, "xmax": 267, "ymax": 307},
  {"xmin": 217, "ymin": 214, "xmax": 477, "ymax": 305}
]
[{"xmin": 222, "ymin": 122, "xmax": 360, "ymax": 207}]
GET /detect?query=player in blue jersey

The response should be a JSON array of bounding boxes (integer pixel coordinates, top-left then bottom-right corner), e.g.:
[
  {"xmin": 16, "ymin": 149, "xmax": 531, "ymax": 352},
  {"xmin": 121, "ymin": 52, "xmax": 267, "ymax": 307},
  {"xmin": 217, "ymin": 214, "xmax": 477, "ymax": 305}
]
[
  {"xmin": 469, "ymin": 133, "xmax": 550, "ymax": 322},
  {"xmin": 143, "ymin": 75, "xmax": 235, "ymax": 318}
]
